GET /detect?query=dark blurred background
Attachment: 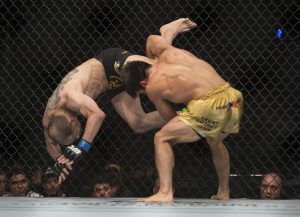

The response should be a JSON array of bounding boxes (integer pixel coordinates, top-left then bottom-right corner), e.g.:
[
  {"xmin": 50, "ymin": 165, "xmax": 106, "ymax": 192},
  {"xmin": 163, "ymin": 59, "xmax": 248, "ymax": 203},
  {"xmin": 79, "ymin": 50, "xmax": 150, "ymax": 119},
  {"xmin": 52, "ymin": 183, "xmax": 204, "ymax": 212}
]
[{"xmin": 0, "ymin": 0, "xmax": 299, "ymax": 198}]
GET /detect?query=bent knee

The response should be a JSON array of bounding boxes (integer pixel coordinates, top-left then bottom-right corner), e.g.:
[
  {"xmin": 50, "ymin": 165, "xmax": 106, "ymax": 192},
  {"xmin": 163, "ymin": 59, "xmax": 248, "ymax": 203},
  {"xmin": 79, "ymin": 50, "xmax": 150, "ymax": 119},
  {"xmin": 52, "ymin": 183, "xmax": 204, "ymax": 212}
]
[
  {"xmin": 154, "ymin": 130, "xmax": 173, "ymax": 145},
  {"xmin": 206, "ymin": 133, "xmax": 228, "ymax": 147},
  {"xmin": 154, "ymin": 131, "xmax": 163, "ymax": 144}
]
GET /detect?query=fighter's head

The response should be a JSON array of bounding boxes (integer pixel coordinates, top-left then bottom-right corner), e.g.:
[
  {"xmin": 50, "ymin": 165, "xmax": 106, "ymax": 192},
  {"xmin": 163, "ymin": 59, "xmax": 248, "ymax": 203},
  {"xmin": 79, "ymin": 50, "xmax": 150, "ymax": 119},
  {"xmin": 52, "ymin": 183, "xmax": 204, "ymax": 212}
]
[
  {"xmin": 48, "ymin": 113, "xmax": 81, "ymax": 146},
  {"xmin": 121, "ymin": 61, "xmax": 151, "ymax": 97}
]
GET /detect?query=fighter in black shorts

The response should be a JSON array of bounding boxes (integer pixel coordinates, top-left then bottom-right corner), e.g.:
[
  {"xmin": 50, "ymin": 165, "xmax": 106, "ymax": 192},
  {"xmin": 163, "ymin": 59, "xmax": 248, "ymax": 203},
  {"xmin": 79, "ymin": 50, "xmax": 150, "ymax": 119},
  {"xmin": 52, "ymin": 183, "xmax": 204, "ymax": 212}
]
[
  {"xmin": 42, "ymin": 18, "xmax": 197, "ymax": 183},
  {"xmin": 96, "ymin": 48, "xmax": 133, "ymax": 98}
]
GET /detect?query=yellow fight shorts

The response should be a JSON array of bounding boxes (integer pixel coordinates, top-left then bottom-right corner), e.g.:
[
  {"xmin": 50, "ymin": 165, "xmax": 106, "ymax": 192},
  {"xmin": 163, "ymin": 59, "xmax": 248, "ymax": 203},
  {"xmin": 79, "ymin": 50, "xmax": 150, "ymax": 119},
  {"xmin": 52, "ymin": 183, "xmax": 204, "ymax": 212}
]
[{"xmin": 178, "ymin": 82, "xmax": 244, "ymax": 138}]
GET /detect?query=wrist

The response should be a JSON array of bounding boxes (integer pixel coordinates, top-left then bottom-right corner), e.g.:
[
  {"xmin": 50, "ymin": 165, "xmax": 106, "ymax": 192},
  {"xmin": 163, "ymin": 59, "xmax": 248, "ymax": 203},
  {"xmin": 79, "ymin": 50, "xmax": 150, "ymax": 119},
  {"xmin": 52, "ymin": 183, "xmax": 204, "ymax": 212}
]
[
  {"xmin": 55, "ymin": 155, "xmax": 62, "ymax": 161},
  {"xmin": 78, "ymin": 139, "xmax": 92, "ymax": 152}
]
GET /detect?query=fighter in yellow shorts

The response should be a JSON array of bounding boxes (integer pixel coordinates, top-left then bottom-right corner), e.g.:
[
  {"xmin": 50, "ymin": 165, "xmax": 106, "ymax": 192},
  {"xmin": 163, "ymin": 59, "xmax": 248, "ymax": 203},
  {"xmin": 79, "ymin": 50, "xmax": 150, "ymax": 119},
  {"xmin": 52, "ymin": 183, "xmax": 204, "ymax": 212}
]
[
  {"xmin": 178, "ymin": 82, "xmax": 243, "ymax": 138},
  {"xmin": 121, "ymin": 27, "xmax": 244, "ymax": 203}
]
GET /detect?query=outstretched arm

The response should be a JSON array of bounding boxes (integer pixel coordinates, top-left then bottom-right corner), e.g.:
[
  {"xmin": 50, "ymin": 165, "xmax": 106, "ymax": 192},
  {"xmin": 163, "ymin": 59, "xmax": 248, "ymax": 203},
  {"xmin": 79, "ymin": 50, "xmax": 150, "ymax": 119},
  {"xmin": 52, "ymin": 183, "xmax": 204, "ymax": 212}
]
[
  {"xmin": 116, "ymin": 19, "xmax": 197, "ymax": 131},
  {"xmin": 112, "ymin": 91, "xmax": 166, "ymax": 133}
]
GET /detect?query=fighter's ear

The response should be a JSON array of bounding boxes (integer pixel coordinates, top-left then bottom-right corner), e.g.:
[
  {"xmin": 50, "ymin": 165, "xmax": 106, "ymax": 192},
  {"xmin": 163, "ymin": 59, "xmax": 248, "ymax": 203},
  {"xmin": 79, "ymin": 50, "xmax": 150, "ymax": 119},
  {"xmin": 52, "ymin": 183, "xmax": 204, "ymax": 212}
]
[{"xmin": 139, "ymin": 80, "xmax": 148, "ymax": 89}]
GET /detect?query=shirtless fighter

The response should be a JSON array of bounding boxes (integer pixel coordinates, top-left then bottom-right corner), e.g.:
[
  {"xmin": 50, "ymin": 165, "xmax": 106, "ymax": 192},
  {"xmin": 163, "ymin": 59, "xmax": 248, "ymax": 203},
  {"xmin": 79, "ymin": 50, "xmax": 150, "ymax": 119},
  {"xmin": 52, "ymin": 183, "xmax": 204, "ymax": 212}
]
[{"xmin": 42, "ymin": 18, "xmax": 197, "ymax": 183}]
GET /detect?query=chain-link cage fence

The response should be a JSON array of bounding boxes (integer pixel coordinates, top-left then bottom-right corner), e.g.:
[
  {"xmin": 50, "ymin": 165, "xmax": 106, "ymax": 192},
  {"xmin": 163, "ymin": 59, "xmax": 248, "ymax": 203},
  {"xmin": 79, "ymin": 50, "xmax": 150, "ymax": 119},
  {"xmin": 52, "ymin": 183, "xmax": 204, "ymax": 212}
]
[{"xmin": 1, "ymin": 0, "xmax": 299, "ymax": 199}]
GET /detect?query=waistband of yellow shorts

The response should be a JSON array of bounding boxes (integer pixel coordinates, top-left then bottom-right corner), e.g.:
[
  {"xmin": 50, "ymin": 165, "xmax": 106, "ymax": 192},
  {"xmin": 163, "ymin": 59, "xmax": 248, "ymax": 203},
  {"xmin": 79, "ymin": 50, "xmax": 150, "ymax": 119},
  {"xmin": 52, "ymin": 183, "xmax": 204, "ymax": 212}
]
[{"xmin": 198, "ymin": 82, "xmax": 231, "ymax": 100}]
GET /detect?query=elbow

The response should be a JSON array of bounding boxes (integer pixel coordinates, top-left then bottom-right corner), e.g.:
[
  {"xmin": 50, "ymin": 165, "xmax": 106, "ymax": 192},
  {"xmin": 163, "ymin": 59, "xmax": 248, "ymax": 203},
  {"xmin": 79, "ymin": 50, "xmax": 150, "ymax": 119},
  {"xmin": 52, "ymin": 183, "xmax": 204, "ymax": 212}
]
[
  {"xmin": 130, "ymin": 121, "xmax": 148, "ymax": 134},
  {"xmin": 94, "ymin": 109, "xmax": 106, "ymax": 122},
  {"xmin": 133, "ymin": 127, "xmax": 147, "ymax": 134}
]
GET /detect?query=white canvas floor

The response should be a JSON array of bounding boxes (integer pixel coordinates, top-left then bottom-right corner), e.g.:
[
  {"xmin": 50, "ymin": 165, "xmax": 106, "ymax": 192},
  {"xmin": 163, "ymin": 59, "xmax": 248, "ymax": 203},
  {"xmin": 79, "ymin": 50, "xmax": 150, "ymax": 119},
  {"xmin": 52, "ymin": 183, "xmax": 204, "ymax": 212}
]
[{"xmin": 0, "ymin": 197, "xmax": 299, "ymax": 217}]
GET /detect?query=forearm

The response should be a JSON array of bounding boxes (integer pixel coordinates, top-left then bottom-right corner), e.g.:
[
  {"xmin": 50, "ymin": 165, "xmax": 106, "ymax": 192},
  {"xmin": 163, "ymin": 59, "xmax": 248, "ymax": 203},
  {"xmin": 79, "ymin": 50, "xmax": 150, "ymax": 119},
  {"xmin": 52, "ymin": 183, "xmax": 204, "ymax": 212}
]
[
  {"xmin": 82, "ymin": 113, "xmax": 105, "ymax": 143},
  {"xmin": 137, "ymin": 111, "xmax": 167, "ymax": 133},
  {"xmin": 46, "ymin": 143, "xmax": 62, "ymax": 160}
]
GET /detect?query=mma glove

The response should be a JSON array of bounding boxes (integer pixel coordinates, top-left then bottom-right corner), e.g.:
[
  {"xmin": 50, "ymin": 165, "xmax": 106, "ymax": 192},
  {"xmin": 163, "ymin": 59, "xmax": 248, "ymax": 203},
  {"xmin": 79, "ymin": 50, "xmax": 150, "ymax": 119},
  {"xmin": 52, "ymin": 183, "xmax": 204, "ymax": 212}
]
[
  {"xmin": 54, "ymin": 139, "xmax": 92, "ymax": 178},
  {"xmin": 54, "ymin": 157, "xmax": 69, "ymax": 177},
  {"xmin": 63, "ymin": 139, "xmax": 92, "ymax": 162}
]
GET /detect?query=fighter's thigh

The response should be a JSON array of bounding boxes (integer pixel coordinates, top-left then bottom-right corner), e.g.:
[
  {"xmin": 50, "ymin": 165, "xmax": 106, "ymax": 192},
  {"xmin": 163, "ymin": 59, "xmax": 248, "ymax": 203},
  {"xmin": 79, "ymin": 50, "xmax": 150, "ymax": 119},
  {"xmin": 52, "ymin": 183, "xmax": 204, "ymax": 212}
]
[
  {"xmin": 205, "ymin": 133, "xmax": 229, "ymax": 147},
  {"xmin": 158, "ymin": 116, "xmax": 200, "ymax": 144}
]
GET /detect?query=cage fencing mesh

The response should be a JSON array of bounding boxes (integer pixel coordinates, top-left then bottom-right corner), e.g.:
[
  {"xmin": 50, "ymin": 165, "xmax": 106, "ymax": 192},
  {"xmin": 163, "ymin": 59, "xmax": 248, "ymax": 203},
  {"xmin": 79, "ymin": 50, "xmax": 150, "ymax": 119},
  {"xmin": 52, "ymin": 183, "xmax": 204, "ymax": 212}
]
[{"xmin": 0, "ymin": 0, "xmax": 299, "ymax": 198}]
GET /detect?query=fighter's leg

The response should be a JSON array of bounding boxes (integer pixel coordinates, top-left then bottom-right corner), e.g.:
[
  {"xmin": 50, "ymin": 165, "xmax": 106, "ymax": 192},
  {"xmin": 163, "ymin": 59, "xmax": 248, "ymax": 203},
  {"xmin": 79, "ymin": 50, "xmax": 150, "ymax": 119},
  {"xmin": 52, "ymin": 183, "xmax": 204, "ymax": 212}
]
[
  {"xmin": 160, "ymin": 18, "xmax": 197, "ymax": 44},
  {"xmin": 142, "ymin": 117, "xmax": 200, "ymax": 203},
  {"xmin": 205, "ymin": 133, "xmax": 230, "ymax": 200}
]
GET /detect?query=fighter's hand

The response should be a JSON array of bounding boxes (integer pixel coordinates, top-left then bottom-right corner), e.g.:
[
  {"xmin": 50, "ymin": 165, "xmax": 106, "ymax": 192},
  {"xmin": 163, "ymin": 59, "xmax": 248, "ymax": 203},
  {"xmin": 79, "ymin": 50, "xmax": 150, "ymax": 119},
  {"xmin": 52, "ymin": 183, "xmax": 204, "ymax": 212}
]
[
  {"xmin": 55, "ymin": 140, "xmax": 92, "ymax": 183},
  {"xmin": 64, "ymin": 145, "xmax": 84, "ymax": 161},
  {"xmin": 64, "ymin": 139, "xmax": 92, "ymax": 162},
  {"xmin": 54, "ymin": 155, "xmax": 74, "ymax": 183}
]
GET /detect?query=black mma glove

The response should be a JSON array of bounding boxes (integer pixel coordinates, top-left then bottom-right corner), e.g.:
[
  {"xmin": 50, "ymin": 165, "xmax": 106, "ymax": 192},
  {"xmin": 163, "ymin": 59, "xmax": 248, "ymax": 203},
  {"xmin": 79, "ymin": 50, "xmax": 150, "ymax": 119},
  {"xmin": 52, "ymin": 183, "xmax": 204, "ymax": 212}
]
[
  {"xmin": 53, "ymin": 157, "xmax": 69, "ymax": 177},
  {"xmin": 63, "ymin": 139, "xmax": 92, "ymax": 162}
]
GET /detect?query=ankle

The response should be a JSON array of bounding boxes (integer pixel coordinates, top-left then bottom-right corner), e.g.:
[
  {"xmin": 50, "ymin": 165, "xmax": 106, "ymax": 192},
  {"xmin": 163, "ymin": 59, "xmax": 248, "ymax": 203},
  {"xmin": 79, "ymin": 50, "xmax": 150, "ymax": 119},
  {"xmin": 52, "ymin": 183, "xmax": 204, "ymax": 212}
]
[{"xmin": 159, "ymin": 188, "xmax": 173, "ymax": 196}]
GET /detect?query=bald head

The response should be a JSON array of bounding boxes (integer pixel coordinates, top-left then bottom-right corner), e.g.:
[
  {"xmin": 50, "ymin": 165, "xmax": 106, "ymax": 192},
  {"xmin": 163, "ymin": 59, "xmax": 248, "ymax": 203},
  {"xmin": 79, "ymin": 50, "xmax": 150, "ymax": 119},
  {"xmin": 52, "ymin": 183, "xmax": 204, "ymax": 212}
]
[
  {"xmin": 260, "ymin": 173, "xmax": 282, "ymax": 199},
  {"xmin": 48, "ymin": 115, "xmax": 80, "ymax": 145}
]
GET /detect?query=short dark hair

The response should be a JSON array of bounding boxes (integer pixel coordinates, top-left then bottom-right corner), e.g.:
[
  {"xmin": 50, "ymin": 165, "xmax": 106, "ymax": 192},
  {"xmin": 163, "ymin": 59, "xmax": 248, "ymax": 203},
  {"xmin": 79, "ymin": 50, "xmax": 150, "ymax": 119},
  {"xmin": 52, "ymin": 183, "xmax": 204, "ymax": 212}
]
[
  {"xmin": 121, "ymin": 61, "xmax": 151, "ymax": 97},
  {"xmin": 8, "ymin": 165, "xmax": 27, "ymax": 180},
  {"xmin": 42, "ymin": 167, "xmax": 58, "ymax": 182},
  {"xmin": 94, "ymin": 172, "xmax": 117, "ymax": 187},
  {"xmin": 48, "ymin": 115, "xmax": 73, "ymax": 145}
]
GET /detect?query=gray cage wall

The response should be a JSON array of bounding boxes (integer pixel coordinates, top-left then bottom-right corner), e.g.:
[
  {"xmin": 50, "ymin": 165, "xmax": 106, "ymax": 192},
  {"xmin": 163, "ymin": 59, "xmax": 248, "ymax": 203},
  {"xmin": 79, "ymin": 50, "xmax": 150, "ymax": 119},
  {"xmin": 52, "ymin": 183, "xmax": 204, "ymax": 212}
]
[{"xmin": 1, "ymin": 0, "xmax": 299, "ymax": 198}]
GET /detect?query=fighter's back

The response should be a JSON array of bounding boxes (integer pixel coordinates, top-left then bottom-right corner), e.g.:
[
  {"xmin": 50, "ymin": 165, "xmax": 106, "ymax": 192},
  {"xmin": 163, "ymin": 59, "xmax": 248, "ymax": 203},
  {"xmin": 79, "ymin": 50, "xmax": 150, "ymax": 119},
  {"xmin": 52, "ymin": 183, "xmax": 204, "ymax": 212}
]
[
  {"xmin": 148, "ymin": 46, "xmax": 226, "ymax": 104},
  {"xmin": 62, "ymin": 58, "xmax": 107, "ymax": 100},
  {"xmin": 44, "ymin": 58, "xmax": 107, "ymax": 118}
]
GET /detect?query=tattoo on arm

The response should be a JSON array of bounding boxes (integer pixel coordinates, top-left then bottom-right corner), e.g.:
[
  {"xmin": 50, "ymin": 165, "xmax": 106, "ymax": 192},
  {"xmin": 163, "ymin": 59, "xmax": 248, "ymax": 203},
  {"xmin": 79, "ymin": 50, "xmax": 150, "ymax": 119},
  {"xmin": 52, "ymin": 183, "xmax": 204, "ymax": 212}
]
[{"xmin": 47, "ymin": 68, "xmax": 79, "ymax": 110}]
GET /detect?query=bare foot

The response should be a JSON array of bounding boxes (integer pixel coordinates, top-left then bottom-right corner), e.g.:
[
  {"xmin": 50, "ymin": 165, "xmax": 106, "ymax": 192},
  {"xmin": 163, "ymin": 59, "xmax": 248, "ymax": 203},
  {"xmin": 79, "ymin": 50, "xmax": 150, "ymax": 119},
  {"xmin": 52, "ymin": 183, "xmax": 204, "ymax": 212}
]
[
  {"xmin": 160, "ymin": 18, "xmax": 197, "ymax": 37},
  {"xmin": 140, "ymin": 192, "xmax": 174, "ymax": 204},
  {"xmin": 211, "ymin": 192, "xmax": 230, "ymax": 201}
]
